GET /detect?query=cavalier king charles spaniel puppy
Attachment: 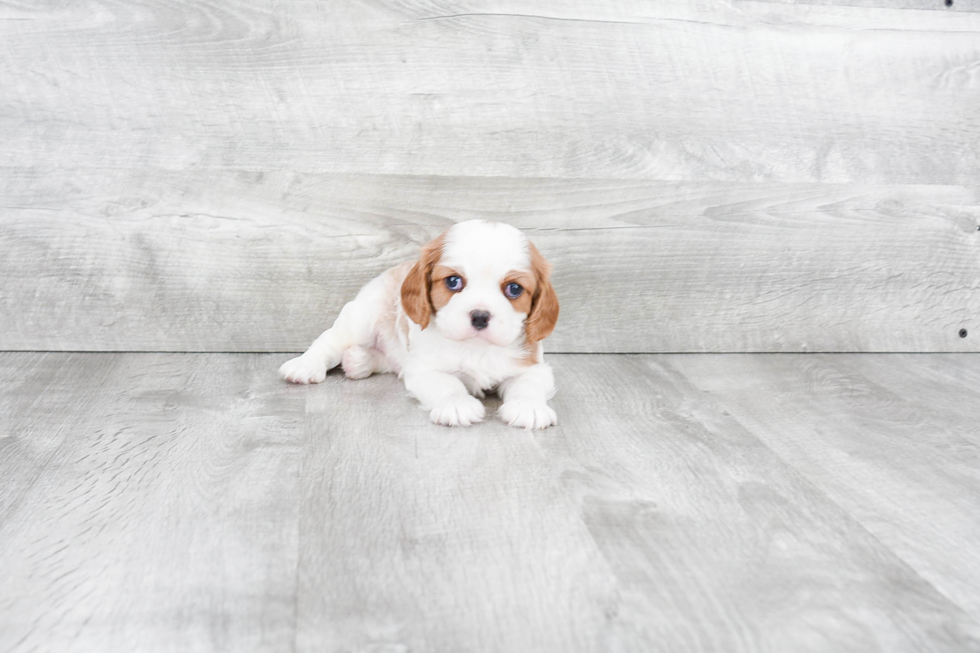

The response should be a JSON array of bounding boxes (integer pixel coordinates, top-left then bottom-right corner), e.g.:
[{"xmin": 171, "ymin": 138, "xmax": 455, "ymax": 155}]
[{"xmin": 279, "ymin": 220, "xmax": 559, "ymax": 429}]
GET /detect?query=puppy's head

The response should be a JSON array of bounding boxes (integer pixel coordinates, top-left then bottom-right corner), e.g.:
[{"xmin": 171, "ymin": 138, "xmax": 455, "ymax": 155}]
[{"xmin": 400, "ymin": 220, "xmax": 558, "ymax": 349}]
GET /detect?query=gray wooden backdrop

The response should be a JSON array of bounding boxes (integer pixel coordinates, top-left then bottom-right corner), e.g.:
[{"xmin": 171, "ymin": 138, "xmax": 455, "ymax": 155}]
[{"xmin": 2, "ymin": 0, "xmax": 978, "ymax": 353}]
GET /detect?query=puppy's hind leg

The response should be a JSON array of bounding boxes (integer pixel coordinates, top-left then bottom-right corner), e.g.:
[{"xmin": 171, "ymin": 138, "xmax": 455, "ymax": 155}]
[
  {"xmin": 341, "ymin": 345, "xmax": 390, "ymax": 380},
  {"xmin": 280, "ymin": 293, "xmax": 378, "ymax": 385}
]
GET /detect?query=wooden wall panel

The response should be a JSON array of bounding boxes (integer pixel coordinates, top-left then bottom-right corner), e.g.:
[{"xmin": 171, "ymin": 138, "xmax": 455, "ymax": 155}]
[
  {"xmin": 755, "ymin": 0, "xmax": 979, "ymax": 12},
  {"xmin": 1, "ymin": 1, "xmax": 978, "ymax": 352},
  {"xmin": 2, "ymin": 170, "xmax": 977, "ymax": 352},
  {"xmin": 1, "ymin": 1, "xmax": 978, "ymax": 184}
]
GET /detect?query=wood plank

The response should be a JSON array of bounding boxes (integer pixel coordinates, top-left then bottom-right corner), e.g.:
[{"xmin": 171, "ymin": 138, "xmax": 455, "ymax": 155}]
[
  {"xmin": 2, "ymin": 170, "xmax": 977, "ymax": 353},
  {"xmin": 673, "ymin": 353, "xmax": 980, "ymax": 619},
  {"xmin": 541, "ymin": 354, "xmax": 980, "ymax": 650},
  {"xmin": 0, "ymin": 353, "xmax": 305, "ymax": 653},
  {"xmin": 1, "ymin": 1, "xmax": 979, "ymax": 184},
  {"xmin": 294, "ymin": 370, "xmax": 622, "ymax": 652},
  {"xmin": 753, "ymin": 0, "xmax": 980, "ymax": 13}
]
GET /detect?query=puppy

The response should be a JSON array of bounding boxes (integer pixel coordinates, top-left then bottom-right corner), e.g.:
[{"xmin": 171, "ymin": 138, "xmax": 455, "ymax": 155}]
[{"xmin": 279, "ymin": 220, "xmax": 560, "ymax": 429}]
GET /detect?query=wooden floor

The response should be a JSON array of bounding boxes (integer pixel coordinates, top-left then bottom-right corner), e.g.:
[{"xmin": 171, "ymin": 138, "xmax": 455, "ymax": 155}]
[{"xmin": 2, "ymin": 352, "xmax": 979, "ymax": 652}]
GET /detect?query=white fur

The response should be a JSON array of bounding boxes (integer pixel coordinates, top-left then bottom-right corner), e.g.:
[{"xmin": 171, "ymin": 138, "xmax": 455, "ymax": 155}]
[{"xmin": 279, "ymin": 220, "xmax": 557, "ymax": 429}]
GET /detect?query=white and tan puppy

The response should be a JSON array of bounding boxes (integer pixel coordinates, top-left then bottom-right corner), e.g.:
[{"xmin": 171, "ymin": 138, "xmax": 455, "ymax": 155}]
[{"xmin": 279, "ymin": 220, "xmax": 560, "ymax": 429}]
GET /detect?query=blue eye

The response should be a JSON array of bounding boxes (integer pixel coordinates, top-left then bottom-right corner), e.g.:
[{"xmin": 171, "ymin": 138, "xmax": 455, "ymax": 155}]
[
  {"xmin": 504, "ymin": 282, "xmax": 523, "ymax": 299},
  {"xmin": 445, "ymin": 275, "xmax": 464, "ymax": 292}
]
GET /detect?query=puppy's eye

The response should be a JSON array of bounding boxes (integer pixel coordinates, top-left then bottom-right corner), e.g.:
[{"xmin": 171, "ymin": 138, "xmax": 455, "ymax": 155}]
[
  {"xmin": 504, "ymin": 282, "xmax": 523, "ymax": 299},
  {"xmin": 445, "ymin": 275, "xmax": 464, "ymax": 292}
]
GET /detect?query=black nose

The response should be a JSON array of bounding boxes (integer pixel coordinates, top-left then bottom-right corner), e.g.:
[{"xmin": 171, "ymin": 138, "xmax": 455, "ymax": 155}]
[{"xmin": 470, "ymin": 310, "xmax": 491, "ymax": 330}]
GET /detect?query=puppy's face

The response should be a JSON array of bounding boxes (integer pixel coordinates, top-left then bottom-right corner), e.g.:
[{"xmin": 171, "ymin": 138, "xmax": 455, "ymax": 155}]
[{"xmin": 400, "ymin": 221, "xmax": 558, "ymax": 349}]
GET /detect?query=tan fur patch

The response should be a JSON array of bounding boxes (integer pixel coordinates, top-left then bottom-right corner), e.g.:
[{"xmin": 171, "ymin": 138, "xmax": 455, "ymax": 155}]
[
  {"xmin": 399, "ymin": 233, "xmax": 446, "ymax": 329},
  {"xmin": 523, "ymin": 241, "xmax": 559, "ymax": 355},
  {"xmin": 429, "ymin": 265, "xmax": 463, "ymax": 311},
  {"xmin": 502, "ymin": 270, "xmax": 536, "ymax": 316}
]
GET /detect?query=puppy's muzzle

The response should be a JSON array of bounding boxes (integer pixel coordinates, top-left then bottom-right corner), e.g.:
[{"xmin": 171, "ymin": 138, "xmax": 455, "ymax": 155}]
[{"xmin": 470, "ymin": 310, "xmax": 491, "ymax": 330}]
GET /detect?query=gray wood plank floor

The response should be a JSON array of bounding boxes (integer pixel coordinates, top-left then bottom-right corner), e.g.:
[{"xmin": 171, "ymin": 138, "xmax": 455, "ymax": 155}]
[{"xmin": 2, "ymin": 352, "xmax": 979, "ymax": 652}]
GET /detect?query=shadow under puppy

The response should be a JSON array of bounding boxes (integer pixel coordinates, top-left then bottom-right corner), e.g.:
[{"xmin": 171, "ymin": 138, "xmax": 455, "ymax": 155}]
[{"xmin": 280, "ymin": 220, "xmax": 560, "ymax": 429}]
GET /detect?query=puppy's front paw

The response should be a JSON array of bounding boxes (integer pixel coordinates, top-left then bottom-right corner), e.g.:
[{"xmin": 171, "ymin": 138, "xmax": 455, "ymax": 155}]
[
  {"xmin": 279, "ymin": 356, "xmax": 327, "ymax": 384},
  {"xmin": 498, "ymin": 401, "xmax": 557, "ymax": 430},
  {"xmin": 429, "ymin": 394, "xmax": 486, "ymax": 427}
]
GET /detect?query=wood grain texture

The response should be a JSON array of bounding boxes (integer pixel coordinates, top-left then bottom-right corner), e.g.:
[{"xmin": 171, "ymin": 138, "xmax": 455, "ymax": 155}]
[
  {"xmin": 0, "ymin": 353, "xmax": 305, "ymax": 653},
  {"xmin": 3, "ymin": 0, "xmax": 979, "ymax": 353},
  {"xmin": 2, "ymin": 0, "xmax": 979, "ymax": 183},
  {"xmin": 756, "ymin": 0, "xmax": 980, "ymax": 13},
  {"xmin": 673, "ymin": 353, "xmax": 980, "ymax": 620},
  {"xmin": 2, "ymin": 170, "xmax": 978, "ymax": 353},
  {"xmin": 543, "ymin": 354, "xmax": 980, "ymax": 651},
  {"xmin": 295, "ymin": 370, "xmax": 621, "ymax": 652},
  {"xmin": 4, "ymin": 352, "xmax": 980, "ymax": 651}
]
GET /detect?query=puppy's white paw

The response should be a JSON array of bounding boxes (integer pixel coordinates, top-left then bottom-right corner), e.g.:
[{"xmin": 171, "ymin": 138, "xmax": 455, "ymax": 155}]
[
  {"xmin": 279, "ymin": 356, "xmax": 327, "ymax": 384},
  {"xmin": 429, "ymin": 394, "xmax": 486, "ymax": 427},
  {"xmin": 498, "ymin": 401, "xmax": 557, "ymax": 430}
]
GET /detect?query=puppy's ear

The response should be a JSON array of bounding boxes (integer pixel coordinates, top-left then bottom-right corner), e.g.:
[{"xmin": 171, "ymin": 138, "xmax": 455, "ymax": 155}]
[
  {"xmin": 525, "ymin": 241, "xmax": 559, "ymax": 344},
  {"xmin": 400, "ymin": 233, "xmax": 446, "ymax": 329}
]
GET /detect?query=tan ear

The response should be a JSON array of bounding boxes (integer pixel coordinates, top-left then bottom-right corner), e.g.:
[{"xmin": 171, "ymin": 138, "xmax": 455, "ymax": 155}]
[
  {"xmin": 525, "ymin": 242, "xmax": 559, "ymax": 344},
  {"xmin": 400, "ymin": 233, "xmax": 445, "ymax": 329}
]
